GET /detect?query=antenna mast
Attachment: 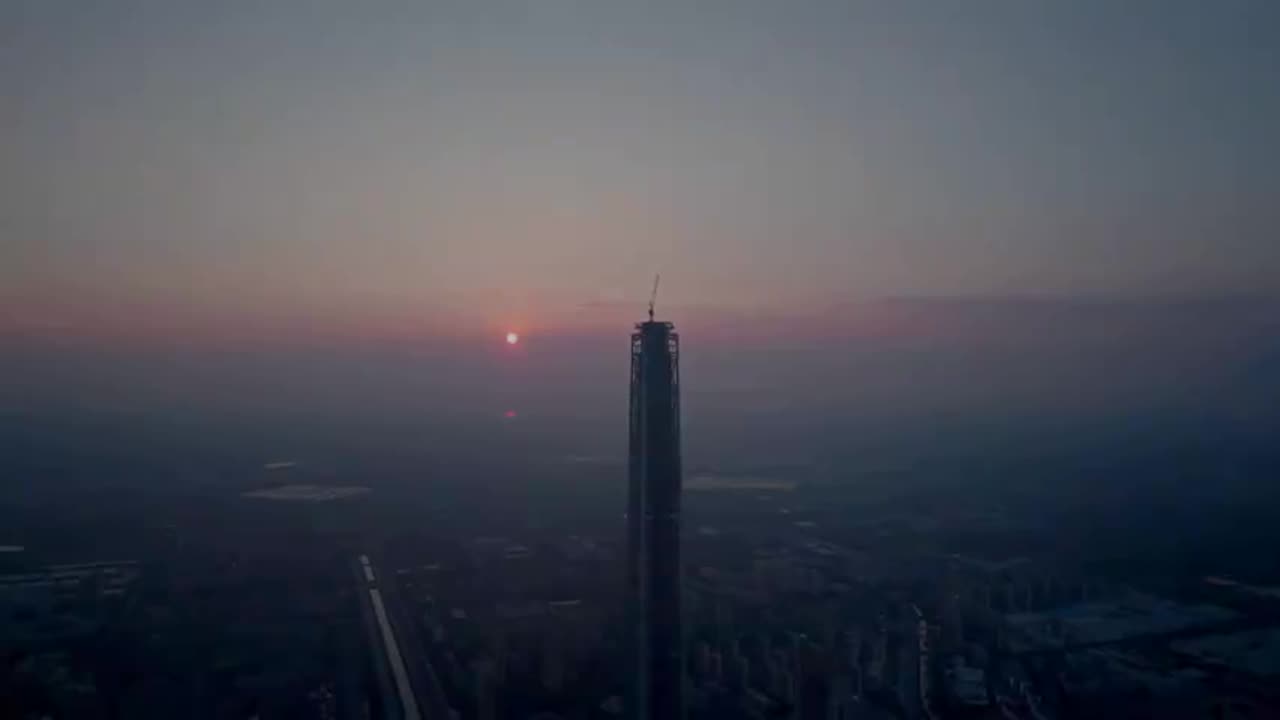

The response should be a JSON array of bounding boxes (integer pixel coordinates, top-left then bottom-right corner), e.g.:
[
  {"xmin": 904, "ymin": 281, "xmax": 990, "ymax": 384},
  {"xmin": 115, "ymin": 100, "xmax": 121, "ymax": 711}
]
[{"xmin": 648, "ymin": 274, "xmax": 661, "ymax": 322}]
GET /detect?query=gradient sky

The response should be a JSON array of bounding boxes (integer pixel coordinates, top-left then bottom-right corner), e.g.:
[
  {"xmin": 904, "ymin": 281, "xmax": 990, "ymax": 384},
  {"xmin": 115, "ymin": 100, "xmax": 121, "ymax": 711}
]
[{"xmin": 4, "ymin": 0, "xmax": 1279, "ymax": 344}]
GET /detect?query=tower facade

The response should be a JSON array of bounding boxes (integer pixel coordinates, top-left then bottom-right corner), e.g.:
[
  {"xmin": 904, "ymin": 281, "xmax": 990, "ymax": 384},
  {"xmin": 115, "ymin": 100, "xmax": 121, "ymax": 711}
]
[{"xmin": 627, "ymin": 319, "xmax": 683, "ymax": 720}]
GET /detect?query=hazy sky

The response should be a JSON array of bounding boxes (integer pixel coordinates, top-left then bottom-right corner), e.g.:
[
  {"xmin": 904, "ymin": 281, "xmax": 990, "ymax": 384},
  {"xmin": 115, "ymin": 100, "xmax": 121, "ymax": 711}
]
[{"xmin": 4, "ymin": 0, "xmax": 1279, "ymax": 343}]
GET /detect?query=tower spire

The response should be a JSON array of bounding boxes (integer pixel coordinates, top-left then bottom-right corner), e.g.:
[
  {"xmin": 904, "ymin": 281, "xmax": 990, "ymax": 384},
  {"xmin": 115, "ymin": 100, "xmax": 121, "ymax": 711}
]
[{"xmin": 648, "ymin": 274, "xmax": 660, "ymax": 322}]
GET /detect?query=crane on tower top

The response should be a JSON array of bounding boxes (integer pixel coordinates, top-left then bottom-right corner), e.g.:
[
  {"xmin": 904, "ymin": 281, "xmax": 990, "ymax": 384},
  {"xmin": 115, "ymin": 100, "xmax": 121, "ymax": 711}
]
[{"xmin": 648, "ymin": 274, "xmax": 661, "ymax": 322}]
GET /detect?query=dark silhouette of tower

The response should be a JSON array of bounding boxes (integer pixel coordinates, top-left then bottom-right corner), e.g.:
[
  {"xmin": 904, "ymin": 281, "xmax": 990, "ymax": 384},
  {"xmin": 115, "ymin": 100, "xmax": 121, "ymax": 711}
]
[{"xmin": 627, "ymin": 313, "xmax": 684, "ymax": 720}]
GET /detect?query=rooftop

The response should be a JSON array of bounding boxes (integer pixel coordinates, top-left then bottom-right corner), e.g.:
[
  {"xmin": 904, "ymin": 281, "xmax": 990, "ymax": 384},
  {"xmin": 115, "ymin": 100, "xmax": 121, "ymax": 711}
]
[
  {"xmin": 241, "ymin": 485, "xmax": 371, "ymax": 502},
  {"xmin": 1173, "ymin": 628, "xmax": 1280, "ymax": 678}
]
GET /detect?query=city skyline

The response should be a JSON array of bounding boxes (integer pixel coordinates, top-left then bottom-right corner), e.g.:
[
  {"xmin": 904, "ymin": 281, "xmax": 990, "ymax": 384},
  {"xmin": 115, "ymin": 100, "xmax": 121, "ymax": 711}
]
[{"xmin": 5, "ymin": 4, "xmax": 1280, "ymax": 719}]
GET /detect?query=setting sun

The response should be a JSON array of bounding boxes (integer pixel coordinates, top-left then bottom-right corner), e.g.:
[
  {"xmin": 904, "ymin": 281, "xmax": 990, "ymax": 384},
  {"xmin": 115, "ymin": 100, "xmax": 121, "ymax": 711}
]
[{"xmin": 505, "ymin": 331, "xmax": 519, "ymax": 345}]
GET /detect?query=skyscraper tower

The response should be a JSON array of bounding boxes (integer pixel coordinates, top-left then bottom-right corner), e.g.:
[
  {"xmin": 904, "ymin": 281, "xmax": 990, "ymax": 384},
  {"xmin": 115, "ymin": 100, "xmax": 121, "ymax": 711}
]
[{"xmin": 627, "ymin": 300, "xmax": 684, "ymax": 720}]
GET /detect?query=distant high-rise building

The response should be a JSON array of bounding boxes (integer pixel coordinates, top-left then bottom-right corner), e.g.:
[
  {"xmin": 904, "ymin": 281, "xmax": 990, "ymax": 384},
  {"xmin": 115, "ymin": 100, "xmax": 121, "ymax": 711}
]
[
  {"xmin": 694, "ymin": 641, "xmax": 712, "ymax": 679},
  {"xmin": 828, "ymin": 674, "xmax": 855, "ymax": 720},
  {"xmin": 472, "ymin": 657, "xmax": 498, "ymax": 720},
  {"xmin": 542, "ymin": 635, "xmax": 566, "ymax": 693},
  {"xmin": 626, "ymin": 316, "xmax": 684, "ymax": 720},
  {"xmin": 730, "ymin": 654, "xmax": 751, "ymax": 694}
]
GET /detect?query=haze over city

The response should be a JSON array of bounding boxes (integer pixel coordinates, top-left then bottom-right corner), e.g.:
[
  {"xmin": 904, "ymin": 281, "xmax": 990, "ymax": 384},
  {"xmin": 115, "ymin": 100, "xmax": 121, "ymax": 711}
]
[{"xmin": 3, "ymin": 2, "xmax": 1280, "ymax": 719}]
